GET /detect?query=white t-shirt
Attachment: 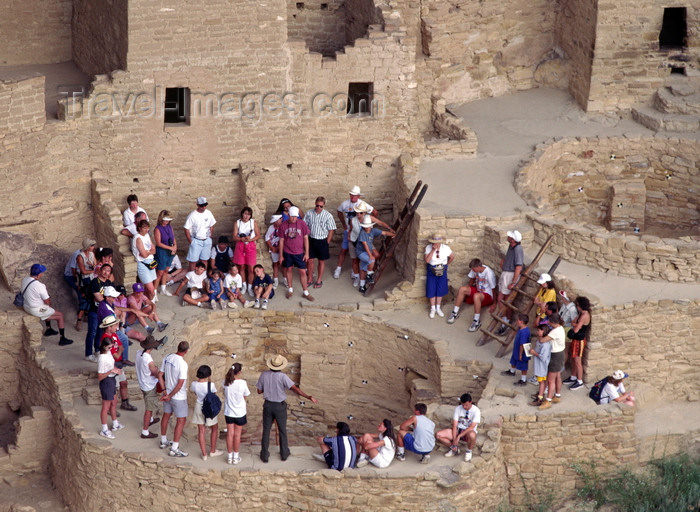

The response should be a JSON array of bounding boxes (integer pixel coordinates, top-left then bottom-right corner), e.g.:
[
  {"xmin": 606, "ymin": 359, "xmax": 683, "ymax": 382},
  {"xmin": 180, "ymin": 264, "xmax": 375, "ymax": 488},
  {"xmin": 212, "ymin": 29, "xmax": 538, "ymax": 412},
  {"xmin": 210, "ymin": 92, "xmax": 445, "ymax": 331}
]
[
  {"xmin": 224, "ymin": 272, "xmax": 243, "ymax": 291},
  {"xmin": 236, "ymin": 219, "xmax": 255, "ymax": 238},
  {"xmin": 467, "ymin": 266, "xmax": 496, "ymax": 297},
  {"xmin": 21, "ymin": 277, "xmax": 50, "ymax": 309},
  {"xmin": 338, "ymin": 198, "xmax": 374, "ymax": 219},
  {"xmin": 185, "ymin": 270, "xmax": 207, "ymax": 289},
  {"xmin": 123, "ymin": 206, "xmax": 147, "ymax": 227},
  {"xmin": 135, "ymin": 349, "xmax": 158, "ymax": 392},
  {"xmin": 424, "ymin": 244, "xmax": 452, "ymax": 265},
  {"xmin": 372, "ymin": 434, "xmax": 396, "ymax": 468},
  {"xmin": 160, "ymin": 353, "xmax": 188, "ymax": 400},
  {"xmin": 600, "ymin": 382, "xmax": 625, "ymax": 404},
  {"xmin": 190, "ymin": 380, "xmax": 218, "ymax": 404},
  {"xmin": 184, "ymin": 209, "xmax": 216, "ymax": 240},
  {"xmin": 549, "ymin": 325, "xmax": 566, "ymax": 353},
  {"xmin": 170, "ymin": 254, "xmax": 182, "ymax": 271},
  {"xmin": 223, "ymin": 379, "xmax": 250, "ymax": 417},
  {"xmin": 131, "ymin": 233, "xmax": 153, "ymax": 262},
  {"xmin": 453, "ymin": 404, "xmax": 481, "ymax": 433},
  {"xmin": 265, "ymin": 225, "xmax": 279, "ymax": 248},
  {"xmin": 97, "ymin": 352, "xmax": 115, "ymax": 376}
]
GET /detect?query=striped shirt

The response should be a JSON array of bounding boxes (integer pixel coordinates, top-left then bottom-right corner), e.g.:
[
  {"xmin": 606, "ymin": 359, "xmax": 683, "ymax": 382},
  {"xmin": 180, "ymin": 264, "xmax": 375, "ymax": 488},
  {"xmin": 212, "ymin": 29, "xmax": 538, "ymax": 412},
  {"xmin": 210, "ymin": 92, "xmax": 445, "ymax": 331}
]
[
  {"xmin": 304, "ymin": 208, "xmax": 337, "ymax": 240},
  {"xmin": 323, "ymin": 435, "xmax": 357, "ymax": 470}
]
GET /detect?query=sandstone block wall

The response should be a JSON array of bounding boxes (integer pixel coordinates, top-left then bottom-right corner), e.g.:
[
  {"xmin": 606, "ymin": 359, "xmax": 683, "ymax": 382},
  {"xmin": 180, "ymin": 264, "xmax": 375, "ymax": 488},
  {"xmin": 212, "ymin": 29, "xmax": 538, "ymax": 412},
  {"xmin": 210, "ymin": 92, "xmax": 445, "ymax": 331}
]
[
  {"xmin": 0, "ymin": 312, "xmax": 24, "ymax": 406},
  {"xmin": 556, "ymin": 0, "xmax": 597, "ymax": 109},
  {"xmin": 0, "ymin": 76, "xmax": 45, "ymax": 136},
  {"xmin": 586, "ymin": 299, "xmax": 700, "ymax": 401},
  {"xmin": 0, "ymin": 0, "xmax": 71, "ymax": 66},
  {"xmin": 587, "ymin": 0, "xmax": 700, "ymax": 112},
  {"xmin": 72, "ymin": 0, "xmax": 128, "ymax": 77},
  {"xmin": 501, "ymin": 406, "xmax": 637, "ymax": 507},
  {"xmin": 287, "ymin": 0, "xmax": 348, "ymax": 56}
]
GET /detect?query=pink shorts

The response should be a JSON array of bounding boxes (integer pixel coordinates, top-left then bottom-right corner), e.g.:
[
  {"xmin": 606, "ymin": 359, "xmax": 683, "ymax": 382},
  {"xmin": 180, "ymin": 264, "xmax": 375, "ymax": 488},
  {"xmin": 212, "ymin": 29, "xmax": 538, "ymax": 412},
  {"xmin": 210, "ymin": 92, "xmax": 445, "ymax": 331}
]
[{"xmin": 233, "ymin": 241, "xmax": 257, "ymax": 266}]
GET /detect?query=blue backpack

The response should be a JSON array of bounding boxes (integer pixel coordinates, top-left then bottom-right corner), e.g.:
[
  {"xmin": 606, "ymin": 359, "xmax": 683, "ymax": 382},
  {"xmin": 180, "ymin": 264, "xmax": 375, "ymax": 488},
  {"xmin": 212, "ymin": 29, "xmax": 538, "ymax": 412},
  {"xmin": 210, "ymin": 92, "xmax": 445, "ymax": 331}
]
[
  {"xmin": 589, "ymin": 377, "xmax": 609, "ymax": 404},
  {"xmin": 202, "ymin": 382, "xmax": 222, "ymax": 419}
]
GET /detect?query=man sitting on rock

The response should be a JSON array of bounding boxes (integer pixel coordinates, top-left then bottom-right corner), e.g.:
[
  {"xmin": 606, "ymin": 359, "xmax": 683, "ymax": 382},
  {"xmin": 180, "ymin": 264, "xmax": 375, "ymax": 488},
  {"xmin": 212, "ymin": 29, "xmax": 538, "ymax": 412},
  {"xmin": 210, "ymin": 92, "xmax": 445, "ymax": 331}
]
[
  {"xmin": 21, "ymin": 263, "xmax": 73, "ymax": 346},
  {"xmin": 447, "ymin": 258, "xmax": 496, "ymax": 332}
]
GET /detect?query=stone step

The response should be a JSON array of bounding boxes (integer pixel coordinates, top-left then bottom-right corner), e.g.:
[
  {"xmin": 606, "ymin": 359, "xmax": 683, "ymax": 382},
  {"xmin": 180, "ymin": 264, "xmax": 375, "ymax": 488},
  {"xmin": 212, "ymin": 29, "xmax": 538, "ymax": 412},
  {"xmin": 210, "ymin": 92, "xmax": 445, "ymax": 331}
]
[
  {"xmin": 654, "ymin": 86, "xmax": 700, "ymax": 115},
  {"xmin": 631, "ymin": 107, "xmax": 700, "ymax": 133}
]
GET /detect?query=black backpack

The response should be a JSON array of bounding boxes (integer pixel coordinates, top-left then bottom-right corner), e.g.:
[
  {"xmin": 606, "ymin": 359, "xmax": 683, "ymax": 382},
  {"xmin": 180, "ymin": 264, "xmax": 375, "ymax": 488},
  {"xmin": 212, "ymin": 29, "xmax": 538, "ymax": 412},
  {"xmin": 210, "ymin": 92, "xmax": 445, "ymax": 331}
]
[
  {"xmin": 202, "ymin": 382, "xmax": 222, "ymax": 419},
  {"xmin": 589, "ymin": 377, "xmax": 609, "ymax": 404}
]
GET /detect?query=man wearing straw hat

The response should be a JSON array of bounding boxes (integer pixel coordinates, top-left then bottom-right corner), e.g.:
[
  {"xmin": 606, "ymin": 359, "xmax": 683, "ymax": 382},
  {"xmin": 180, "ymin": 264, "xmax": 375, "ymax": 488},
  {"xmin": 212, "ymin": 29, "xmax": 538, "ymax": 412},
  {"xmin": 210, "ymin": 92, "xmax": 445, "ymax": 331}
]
[{"xmin": 256, "ymin": 354, "xmax": 318, "ymax": 463}]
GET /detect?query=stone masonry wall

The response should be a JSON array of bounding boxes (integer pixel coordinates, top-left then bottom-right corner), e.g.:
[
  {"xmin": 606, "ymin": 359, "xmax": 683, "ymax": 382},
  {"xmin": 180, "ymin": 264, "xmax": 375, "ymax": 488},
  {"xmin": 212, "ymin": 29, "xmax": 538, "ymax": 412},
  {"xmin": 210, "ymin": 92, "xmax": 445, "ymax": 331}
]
[
  {"xmin": 71, "ymin": 0, "xmax": 128, "ymax": 77},
  {"xmin": 287, "ymin": 0, "xmax": 348, "ymax": 56},
  {"xmin": 422, "ymin": 0, "xmax": 565, "ymax": 105},
  {"xmin": 0, "ymin": 312, "xmax": 24, "ymax": 406},
  {"xmin": 556, "ymin": 0, "xmax": 597, "ymax": 109},
  {"xmin": 587, "ymin": 0, "xmax": 700, "ymax": 112},
  {"xmin": 0, "ymin": 75, "xmax": 45, "ymax": 137},
  {"xmin": 586, "ymin": 299, "xmax": 700, "ymax": 401},
  {"xmin": 501, "ymin": 406, "xmax": 637, "ymax": 508},
  {"xmin": 0, "ymin": 0, "xmax": 71, "ymax": 66}
]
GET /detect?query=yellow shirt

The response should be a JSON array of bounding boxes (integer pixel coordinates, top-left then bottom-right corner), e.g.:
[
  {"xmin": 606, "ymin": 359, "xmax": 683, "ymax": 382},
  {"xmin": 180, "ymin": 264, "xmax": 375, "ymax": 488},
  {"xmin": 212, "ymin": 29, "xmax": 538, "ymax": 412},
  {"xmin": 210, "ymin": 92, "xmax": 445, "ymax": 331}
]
[{"xmin": 536, "ymin": 288, "xmax": 557, "ymax": 319}]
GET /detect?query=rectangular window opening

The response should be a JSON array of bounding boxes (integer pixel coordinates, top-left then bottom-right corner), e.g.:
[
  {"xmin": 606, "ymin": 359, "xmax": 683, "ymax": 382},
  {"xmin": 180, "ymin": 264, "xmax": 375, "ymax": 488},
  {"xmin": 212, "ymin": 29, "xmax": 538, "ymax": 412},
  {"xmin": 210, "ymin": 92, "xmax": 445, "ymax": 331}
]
[
  {"xmin": 670, "ymin": 66, "xmax": 685, "ymax": 75},
  {"xmin": 659, "ymin": 7, "xmax": 687, "ymax": 49},
  {"xmin": 164, "ymin": 87, "xmax": 190, "ymax": 124},
  {"xmin": 347, "ymin": 82, "xmax": 373, "ymax": 116}
]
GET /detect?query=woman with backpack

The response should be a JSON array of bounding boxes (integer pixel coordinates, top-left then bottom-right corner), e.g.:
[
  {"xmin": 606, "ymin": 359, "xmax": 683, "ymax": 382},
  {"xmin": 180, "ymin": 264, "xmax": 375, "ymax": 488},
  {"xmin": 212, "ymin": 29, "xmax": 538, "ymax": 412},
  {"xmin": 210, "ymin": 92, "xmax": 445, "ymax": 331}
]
[{"xmin": 190, "ymin": 365, "xmax": 223, "ymax": 460}]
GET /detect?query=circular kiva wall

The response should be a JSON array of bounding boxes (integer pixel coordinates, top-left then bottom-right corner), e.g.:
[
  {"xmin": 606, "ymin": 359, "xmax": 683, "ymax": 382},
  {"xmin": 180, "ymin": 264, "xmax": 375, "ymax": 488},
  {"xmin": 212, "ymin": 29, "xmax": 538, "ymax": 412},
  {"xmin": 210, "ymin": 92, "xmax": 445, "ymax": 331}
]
[{"xmin": 515, "ymin": 136, "xmax": 700, "ymax": 282}]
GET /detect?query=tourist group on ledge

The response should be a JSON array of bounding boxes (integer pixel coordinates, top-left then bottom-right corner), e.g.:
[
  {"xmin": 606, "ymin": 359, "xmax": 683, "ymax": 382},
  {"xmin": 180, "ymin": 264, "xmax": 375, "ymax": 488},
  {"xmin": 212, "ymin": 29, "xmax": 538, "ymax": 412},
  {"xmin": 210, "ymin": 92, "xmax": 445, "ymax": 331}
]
[{"xmin": 18, "ymin": 187, "xmax": 633, "ymax": 467}]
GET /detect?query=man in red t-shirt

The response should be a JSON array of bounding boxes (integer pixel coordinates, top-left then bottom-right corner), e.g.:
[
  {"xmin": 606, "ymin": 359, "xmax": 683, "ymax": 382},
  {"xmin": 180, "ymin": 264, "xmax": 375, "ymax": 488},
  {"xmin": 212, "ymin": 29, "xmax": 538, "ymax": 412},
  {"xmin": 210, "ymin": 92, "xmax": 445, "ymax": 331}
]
[
  {"xmin": 278, "ymin": 206, "xmax": 314, "ymax": 302},
  {"xmin": 100, "ymin": 315, "xmax": 138, "ymax": 412}
]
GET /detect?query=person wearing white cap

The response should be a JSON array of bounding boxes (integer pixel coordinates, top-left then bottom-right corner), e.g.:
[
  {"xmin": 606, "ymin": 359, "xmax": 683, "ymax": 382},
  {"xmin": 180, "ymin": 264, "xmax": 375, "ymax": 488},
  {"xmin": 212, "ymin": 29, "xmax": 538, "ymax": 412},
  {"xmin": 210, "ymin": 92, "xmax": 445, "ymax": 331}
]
[
  {"xmin": 356, "ymin": 217, "xmax": 396, "ymax": 293},
  {"xmin": 154, "ymin": 209, "xmax": 178, "ymax": 297},
  {"xmin": 492, "ymin": 230, "xmax": 524, "ymax": 336},
  {"xmin": 278, "ymin": 206, "xmax": 315, "ymax": 301},
  {"xmin": 600, "ymin": 370, "xmax": 635, "ymax": 406},
  {"xmin": 533, "ymin": 273, "xmax": 556, "ymax": 322},
  {"xmin": 333, "ymin": 185, "xmax": 381, "ymax": 282},
  {"xmin": 183, "ymin": 196, "xmax": 216, "ymax": 271},
  {"xmin": 264, "ymin": 214, "xmax": 284, "ymax": 288}
]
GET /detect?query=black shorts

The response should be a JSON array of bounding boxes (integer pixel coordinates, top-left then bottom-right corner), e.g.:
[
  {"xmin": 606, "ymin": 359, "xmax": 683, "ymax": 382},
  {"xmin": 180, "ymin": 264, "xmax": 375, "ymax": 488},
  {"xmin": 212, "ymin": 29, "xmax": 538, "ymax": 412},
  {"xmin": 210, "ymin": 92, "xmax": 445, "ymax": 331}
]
[
  {"xmin": 548, "ymin": 351, "xmax": 565, "ymax": 373},
  {"xmin": 282, "ymin": 252, "xmax": 307, "ymax": 269},
  {"xmin": 323, "ymin": 449, "xmax": 334, "ymax": 468},
  {"xmin": 99, "ymin": 376, "xmax": 116, "ymax": 401},
  {"xmin": 308, "ymin": 238, "xmax": 330, "ymax": 261},
  {"xmin": 225, "ymin": 414, "xmax": 248, "ymax": 426}
]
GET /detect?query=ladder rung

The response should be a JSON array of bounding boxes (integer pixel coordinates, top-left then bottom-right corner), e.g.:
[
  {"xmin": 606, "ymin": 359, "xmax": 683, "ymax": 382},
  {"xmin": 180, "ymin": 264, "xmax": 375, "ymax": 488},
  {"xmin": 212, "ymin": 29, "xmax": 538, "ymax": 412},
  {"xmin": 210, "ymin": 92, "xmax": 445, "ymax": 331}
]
[
  {"xmin": 479, "ymin": 329, "xmax": 509, "ymax": 345},
  {"xmin": 501, "ymin": 301, "xmax": 528, "ymax": 316}
]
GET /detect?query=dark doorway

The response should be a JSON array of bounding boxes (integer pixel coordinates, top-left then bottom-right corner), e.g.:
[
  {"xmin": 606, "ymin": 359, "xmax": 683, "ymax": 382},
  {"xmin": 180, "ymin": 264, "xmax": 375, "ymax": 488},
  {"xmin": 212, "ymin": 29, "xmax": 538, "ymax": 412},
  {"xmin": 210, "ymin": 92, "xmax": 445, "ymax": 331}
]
[
  {"xmin": 347, "ymin": 82, "xmax": 373, "ymax": 115},
  {"xmin": 164, "ymin": 87, "xmax": 190, "ymax": 124},
  {"xmin": 659, "ymin": 7, "xmax": 687, "ymax": 49}
]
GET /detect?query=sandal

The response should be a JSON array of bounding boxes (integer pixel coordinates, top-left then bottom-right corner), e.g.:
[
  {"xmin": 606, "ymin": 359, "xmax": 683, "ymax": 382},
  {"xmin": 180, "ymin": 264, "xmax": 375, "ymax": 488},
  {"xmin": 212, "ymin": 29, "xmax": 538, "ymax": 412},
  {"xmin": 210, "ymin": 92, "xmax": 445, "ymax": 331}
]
[{"xmin": 313, "ymin": 281, "xmax": 323, "ymax": 288}]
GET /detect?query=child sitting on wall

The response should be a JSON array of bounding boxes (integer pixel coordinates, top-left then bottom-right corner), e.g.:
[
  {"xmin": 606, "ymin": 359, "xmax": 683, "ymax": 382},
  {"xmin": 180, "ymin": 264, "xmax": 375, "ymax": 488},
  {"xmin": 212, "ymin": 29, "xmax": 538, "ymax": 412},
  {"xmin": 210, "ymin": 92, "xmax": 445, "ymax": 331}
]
[
  {"xmin": 204, "ymin": 269, "xmax": 226, "ymax": 310},
  {"xmin": 176, "ymin": 261, "xmax": 209, "ymax": 307},
  {"xmin": 223, "ymin": 264, "xmax": 246, "ymax": 309}
]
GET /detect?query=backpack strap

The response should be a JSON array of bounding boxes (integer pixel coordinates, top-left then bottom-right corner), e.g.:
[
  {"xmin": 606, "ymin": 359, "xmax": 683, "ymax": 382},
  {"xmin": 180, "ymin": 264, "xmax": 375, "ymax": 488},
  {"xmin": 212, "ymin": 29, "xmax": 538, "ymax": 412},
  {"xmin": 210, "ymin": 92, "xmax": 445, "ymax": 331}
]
[{"xmin": 21, "ymin": 279, "xmax": 38, "ymax": 295}]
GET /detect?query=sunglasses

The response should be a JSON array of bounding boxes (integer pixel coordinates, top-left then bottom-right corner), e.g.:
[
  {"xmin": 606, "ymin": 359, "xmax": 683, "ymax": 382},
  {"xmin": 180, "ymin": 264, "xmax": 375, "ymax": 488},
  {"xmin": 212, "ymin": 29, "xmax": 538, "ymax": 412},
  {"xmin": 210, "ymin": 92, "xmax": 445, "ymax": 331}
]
[{"xmin": 315, "ymin": 204, "xmax": 324, "ymax": 208}]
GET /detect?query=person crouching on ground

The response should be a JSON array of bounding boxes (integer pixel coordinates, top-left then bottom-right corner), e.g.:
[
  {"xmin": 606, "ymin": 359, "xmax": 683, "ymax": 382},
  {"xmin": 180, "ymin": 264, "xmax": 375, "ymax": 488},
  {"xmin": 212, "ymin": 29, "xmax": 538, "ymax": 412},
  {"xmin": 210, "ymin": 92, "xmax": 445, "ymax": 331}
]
[
  {"xmin": 356, "ymin": 419, "xmax": 396, "ymax": 468},
  {"xmin": 436, "ymin": 393, "xmax": 480, "ymax": 462},
  {"xmin": 396, "ymin": 403, "xmax": 435, "ymax": 464},
  {"xmin": 314, "ymin": 422, "xmax": 357, "ymax": 471}
]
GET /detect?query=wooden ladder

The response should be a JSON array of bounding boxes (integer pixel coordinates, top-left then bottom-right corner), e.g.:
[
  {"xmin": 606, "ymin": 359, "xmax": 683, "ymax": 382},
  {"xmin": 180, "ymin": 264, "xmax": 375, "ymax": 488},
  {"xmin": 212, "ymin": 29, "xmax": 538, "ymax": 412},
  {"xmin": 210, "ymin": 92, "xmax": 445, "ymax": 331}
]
[
  {"xmin": 476, "ymin": 234, "xmax": 559, "ymax": 357},
  {"xmin": 363, "ymin": 181, "xmax": 428, "ymax": 296}
]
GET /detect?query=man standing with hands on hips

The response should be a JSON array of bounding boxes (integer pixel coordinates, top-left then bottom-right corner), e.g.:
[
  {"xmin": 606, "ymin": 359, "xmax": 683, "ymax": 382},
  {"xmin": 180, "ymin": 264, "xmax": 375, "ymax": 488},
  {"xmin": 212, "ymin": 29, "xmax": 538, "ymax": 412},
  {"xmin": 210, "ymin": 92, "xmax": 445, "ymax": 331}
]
[
  {"xmin": 184, "ymin": 197, "xmax": 216, "ymax": 271},
  {"xmin": 256, "ymin": 354, "xmax": 318, "ymax": 463}
]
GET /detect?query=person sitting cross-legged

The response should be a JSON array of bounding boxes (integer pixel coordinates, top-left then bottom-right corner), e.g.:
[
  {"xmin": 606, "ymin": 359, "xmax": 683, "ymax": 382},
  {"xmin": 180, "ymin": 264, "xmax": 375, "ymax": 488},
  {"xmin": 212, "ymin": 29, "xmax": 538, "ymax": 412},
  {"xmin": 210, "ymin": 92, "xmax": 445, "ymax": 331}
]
[{"xmin": 355, "ymin": 419, "xmax": 396, "ymax": 469}]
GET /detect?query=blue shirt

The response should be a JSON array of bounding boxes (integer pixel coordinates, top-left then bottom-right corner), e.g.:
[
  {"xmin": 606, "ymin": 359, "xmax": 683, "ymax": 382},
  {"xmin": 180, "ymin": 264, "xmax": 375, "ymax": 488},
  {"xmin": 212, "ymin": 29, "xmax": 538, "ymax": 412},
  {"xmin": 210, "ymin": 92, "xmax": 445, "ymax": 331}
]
[
  {"xmin": 513, "ymin": 326, "xmax": 531, "ymax": 361},
  {"xmin": 356, "ymin": 227, "xmax": 382, "ymax": 255}
]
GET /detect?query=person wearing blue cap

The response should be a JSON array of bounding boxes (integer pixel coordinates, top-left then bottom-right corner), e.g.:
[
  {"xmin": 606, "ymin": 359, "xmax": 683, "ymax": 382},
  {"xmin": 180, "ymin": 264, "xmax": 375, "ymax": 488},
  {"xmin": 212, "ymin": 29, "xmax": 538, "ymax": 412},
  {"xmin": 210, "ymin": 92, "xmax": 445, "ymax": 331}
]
[{"xmin": 21, "ymin": 264, "xmax": 73, "ymax": 346}]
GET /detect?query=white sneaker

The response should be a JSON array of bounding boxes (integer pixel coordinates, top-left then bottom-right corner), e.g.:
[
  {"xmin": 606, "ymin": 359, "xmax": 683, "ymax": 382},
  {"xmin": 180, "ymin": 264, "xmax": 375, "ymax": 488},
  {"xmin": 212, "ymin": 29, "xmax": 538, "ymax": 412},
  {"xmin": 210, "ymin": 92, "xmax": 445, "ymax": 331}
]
[
  {"xmin": 436, "ymin": 308, "xmax": 444, "ymax": 317},
  {"xmin": 352, "ymin": 276, "xmax": 360, "ymax": 287},
  {"xmin": 241, "ymin": 283, "xmax": 247, "ymax": 294},
  {"xmin": 261, "ymin": 301, "xmax": 268, "ymax": 310},
  {"xmin": 228, "ymin": 301, "xmax": 238, "ymax": 309},
  {"xmin": 447, "ymin": 312, "xmax": 459, "ymax": 324},
  {"xmin": 111, "ymin": 423, "xmax": 125, "ymax": 431},
  {"xmin": 254, "ymin": 300, "xmax": 261, "ymax": 309},
  {"xmin": 227, "ymin": 455, "xmax": 234, "ymax": 465},
  {"xmin": 243, "ymin": 301, "xmax": 255, "ymax": 308},
  {"xmin": 233, "ymin": 455, "xmax": 241, "ymax": 465},
  {"xmin": 85, "ymin": 354, "xmax": 98, "ymax": 363},
  {"xmin": 210, "ymin": 300, "xmax": 217, "ymax": 310},
  {"xmin": 153, "ymin": 292, "xmax": 158, "ymax": 303},
  {"xmin": 356, "ymin": 458, "xmax": 369, "ymax": 468},
  {"xmin": 273, "ymin": 278, "xmax": 279, "ymax": 289},
  {"xmin": 160, "ymin": 286, "xmax": 173, "ymax": 297},
  {"xmin": 312, "ymin": 453, "xmax": 326, "ymax": 462},
  {"xmin": 100, "ymin": 429, "xmax": 115, "ymax": 439},
  {"xmin": 333, "ymin": 268, "xmax": 341, "ymax": 279},
  {"xmin": 464, "ymin": 451, "xmax": 472, "ymax": 462},
  {"xmin": 468, "ymin": 320, "xmax": 481, "ymax": 332},
  {"xmin": 429, "ymin": 310, "xmax": 436, "ymax": 319},
  {"xmin": 444, "ymin": 447, "xmax": 459, "ymax": 457}
]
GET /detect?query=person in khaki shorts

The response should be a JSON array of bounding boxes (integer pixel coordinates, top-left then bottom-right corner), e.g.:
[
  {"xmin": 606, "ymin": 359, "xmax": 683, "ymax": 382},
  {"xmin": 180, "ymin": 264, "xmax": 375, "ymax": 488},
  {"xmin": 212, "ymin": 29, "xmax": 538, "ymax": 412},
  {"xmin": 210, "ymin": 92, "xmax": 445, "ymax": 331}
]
[{"xmin": 135, "ymin": 336, "xmax": 167, "ymax": 439}]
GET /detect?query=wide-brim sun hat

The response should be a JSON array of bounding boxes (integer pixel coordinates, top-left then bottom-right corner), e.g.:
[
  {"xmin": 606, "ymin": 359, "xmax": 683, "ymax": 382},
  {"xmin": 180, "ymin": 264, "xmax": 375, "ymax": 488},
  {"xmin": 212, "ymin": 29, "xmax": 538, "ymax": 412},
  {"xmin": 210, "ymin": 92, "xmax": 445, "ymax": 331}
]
[
  {"xmin": 360, "ymin": 219, "xmax": 375, "ymax": 228},
  {"xmin": 140, "ymin": 336, "xmax": 161, "ymax": 350},
  {"xmin": 267, "ymin": 354, "xmax": 289, "ymax": 370},
  {"xmin": 353, "ymin": 201, "xmax": 370, "ymax": 213},
  {"xmin": 270, "ymin": 214, "xmax": 283, "ymax": 224},
  {"xmin": 348, "ymin": 185, "xmax": 362, "ymax": 196},
  {"xmin": 428, "ymin": 233, "xmax": 445, "ymax": 244},
  {"xmin": 99, "ymin": 315, "xmax": 119, "ymax": 329}
]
